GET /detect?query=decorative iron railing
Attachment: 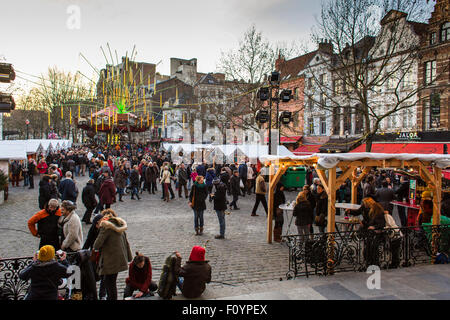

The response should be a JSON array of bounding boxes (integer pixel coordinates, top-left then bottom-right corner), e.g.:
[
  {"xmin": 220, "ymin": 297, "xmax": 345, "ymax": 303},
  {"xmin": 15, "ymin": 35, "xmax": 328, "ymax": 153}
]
[
  {"xmin": 0, "ymin": 253, "xmax": 77, "ymax": 300},
  {"xmin": 283, "ymin": 224, "xmax": 450, "ymax": 279}
]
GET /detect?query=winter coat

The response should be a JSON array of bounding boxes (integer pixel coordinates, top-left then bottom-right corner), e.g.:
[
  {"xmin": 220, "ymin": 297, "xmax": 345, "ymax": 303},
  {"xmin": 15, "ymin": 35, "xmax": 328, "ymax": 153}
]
[
  {"xmin": 82, "ymin": 182, "xmax": 97, "ymax": 209},
  {"xmin": 145, "ymin": 166, "xmax": 156, "ymax": 183},
  {"xmin": 293, "ymin": 200, "xmax": 314, "ymax": 226},
  {"xmin": 99, "ymin": 178, "xmax": 116, "ymax": 205},
  {"xmin": 238, "ymin": 164, "xmax": 248, "ymax": 179},
  {"xmin": 273, "ymin": 187, "xmax": 286, "ymax": 218},
  {"xmin": 175, "ymin": 257, "xmax": 211, "ymax": 299},
  {"xmin": 177, "ymin": 168, "xmax": 189, "ymax": 184},
  {"xmin": 189, "ymin": 182, "xmax": 208, "ymax": 211},
  {"xmin": 395, "ymin": 182, "xmax": 409, "ymax": 201},
  {"xmin": 113, "ymin": 169, "xmax": 127, "ymax": 189},
  {"xmin": 230, "ymin": 175, "xmax": 241, "ymax": 196},
  {"xmin": 125, "ymin": 257, "xmax": 153, "ymax": 292},
  {"xmin": 315, "ymin": 191, "xmax": 328, "ymax": 226},
  {"xmin": 93, "ymin": 217, "xmax": 132, "ymax": 276},
  {"xmin": 28, "ymin": 208, "xmax": 62, "ymax": 250},
  {"xmin": 49, "ymin": 180, "xmax": 59, "ymax": 199},
  {"xmin": 58, "ymin": 178, "xmax": 78, "ymax": 202},
  {"xmin": 38, "ymin": 180, "xmax": 52, "ymax": 210},
  {"xmin": 19, "ymin": 260, "xmax": 70, "ymax": 300},
  {"xmin": 59, "ymin": 211, "xmax": 83, "ymax": 252},
  {"xmin": 213, "ymin": 182, "xmax": 228, "ymax": 211},
  {"xmin": 130, "ymin": 169, "xmax": 140, "ymax": 188},
  {"xmin": 37, "ymin": 162, "xmax": 48, "ymax": 174},
  {"xmin": 255, "ymin": 175, "xmax": 266, "ymax": 195},
  {"xmin": 205, "ymin": 169, "xmax": 216, "ymax": 186},
  {"xmin": 363, "ymin": 182, "xmax": 376, "ymax": 199},
  {"xmin": 161, "ymin": 169, "xmax": 171, "ymax": 184},
  {"xmin": 195, "ymin": 164, "xmax": 206, "ymax": 177}
]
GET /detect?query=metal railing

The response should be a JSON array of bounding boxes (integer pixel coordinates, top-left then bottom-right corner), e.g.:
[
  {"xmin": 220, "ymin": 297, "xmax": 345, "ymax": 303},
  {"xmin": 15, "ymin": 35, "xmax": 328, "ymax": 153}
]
[
  {"xmin": 283, "ymin": 224, "xmax": 450, "ymax": 279},
  {"xmin": 0, "ymin": 253, "xmax": 77, "ymax": 300}
]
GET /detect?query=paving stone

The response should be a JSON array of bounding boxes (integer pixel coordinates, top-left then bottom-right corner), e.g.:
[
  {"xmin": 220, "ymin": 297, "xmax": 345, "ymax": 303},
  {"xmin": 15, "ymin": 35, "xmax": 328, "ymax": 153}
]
[{"xmin": 312, "ymin": 282, "xmax": 363, "ymax": 300}]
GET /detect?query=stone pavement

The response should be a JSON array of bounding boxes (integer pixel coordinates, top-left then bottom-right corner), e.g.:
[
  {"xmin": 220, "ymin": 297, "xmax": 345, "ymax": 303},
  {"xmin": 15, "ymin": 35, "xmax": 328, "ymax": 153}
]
[{"xmin": 1, "ymin": 174, "xmax": 448, "ymax": 300}]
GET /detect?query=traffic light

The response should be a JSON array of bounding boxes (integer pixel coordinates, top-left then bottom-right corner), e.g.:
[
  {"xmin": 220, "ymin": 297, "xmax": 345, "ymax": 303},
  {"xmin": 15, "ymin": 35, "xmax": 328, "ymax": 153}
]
[
  {"xmin": 280, "ymin": 89, "xmax": 292, "ymax": 102},
  {"xmin": 256, "ymin": 109, "xmax": 269, "ymax": 124},
  {"xmin": 0, "ymin": 93, "xmax": 15, "ymax": 113},
  {"xmin": 279, "ymin": 111, "xmax": 292, "ymax": 125},
  {"xmin": 257, "ymin": 87, "xmax": 270, "ymax": 101},
  {"xmin": 0, "ymin": 63, "xmax": 15, "ymax": 83}
]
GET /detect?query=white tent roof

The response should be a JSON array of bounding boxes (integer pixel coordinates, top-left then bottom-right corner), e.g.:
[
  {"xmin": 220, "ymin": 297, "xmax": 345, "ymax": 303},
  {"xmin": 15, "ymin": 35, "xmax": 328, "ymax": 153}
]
[
  {"xmin": 0, "ymin": 144, "xmax": 27, "ymax": 160},
  {"xmin": 0, "ymin": 140, "xmax": 43, "ymax": 155},
  {"xmin": 262, "ymin": 152, "xmax": 450, "ymax": 169}
]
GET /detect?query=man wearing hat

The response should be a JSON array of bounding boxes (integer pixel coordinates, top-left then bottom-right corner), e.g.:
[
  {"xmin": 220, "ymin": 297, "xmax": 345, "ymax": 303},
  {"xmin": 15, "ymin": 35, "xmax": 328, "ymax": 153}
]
[{"xmin": 19, "ymin": 245, "xmax": 71, "ymax": 300}]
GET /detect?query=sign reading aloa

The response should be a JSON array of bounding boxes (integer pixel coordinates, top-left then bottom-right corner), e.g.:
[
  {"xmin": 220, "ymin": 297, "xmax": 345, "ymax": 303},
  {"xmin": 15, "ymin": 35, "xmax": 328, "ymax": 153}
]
[{"xmin": 396, "ymin": 132, "xmax": 420, "ymax": 141}]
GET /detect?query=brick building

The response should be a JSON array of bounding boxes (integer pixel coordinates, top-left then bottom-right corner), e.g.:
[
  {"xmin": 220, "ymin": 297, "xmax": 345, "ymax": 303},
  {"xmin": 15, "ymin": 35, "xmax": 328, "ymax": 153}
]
[{"xmin": 417, "ymin": 0, "xmax": 449, "ymax": 132}]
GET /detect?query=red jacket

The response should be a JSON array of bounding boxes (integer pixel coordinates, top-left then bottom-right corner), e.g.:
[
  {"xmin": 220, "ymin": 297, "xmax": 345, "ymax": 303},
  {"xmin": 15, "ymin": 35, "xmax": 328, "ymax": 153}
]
[
  {"xmin": 125, "ymin": 257, "xmax": 152, "ymax": 293},
  {"xmin": 99, "ymin": 178, "xmax": 116, "ymax": 205}
]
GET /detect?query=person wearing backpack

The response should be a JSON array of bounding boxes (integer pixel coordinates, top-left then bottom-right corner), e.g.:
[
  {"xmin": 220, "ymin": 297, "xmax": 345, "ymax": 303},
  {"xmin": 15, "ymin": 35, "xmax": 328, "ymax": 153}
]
[{"xmin": 174, "ymin": 246, "xmax": 211, "ymax": 299}]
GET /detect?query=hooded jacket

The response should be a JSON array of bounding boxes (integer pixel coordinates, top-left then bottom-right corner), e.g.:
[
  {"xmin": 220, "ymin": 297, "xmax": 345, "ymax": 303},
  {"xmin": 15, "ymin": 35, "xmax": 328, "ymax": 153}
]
[{"xmin": 93, "ymin": 217, "xmax": 132, "ymax": 275}]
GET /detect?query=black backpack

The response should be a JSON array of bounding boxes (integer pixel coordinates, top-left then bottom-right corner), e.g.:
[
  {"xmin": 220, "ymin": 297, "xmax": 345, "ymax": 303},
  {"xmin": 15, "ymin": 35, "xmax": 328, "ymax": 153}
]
[{"xmin": 157, "ymin": 253, "xmax": 178, "ymax": 300}]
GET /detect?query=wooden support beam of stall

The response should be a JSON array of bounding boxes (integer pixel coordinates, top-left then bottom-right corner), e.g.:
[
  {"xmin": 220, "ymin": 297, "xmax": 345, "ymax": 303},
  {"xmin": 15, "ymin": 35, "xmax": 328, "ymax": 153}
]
[
  {"xmin": 336, "ymin": 167, "xmax": 354, "ymax": 187},
  {"xmin": 351, "ymin": 166, "xmax": 372, "ymax": 204},
  {"xmin": 431, "ymin": 167, "xmax": 442, "ymax": 261},
  {"xmin": 267, "ymin": 164, "xmax": 287, "ymax": 244},
  {"xmin": 417, "ymin": 161, "xmax": 435, "ymax": 187},
  {"xmin": 326, "ymin": 166, "xmax": 337, "ymax": 275},
  {"xmin": 316, "ymin": 169, "xmax": 329, "ymax": 195}
]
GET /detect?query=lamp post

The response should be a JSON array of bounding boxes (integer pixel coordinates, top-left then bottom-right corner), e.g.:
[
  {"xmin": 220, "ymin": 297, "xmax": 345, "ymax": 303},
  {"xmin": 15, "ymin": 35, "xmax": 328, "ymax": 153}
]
[{"xmin": 25, "ymin": 119, "xmax": 30, "ymax": 139}]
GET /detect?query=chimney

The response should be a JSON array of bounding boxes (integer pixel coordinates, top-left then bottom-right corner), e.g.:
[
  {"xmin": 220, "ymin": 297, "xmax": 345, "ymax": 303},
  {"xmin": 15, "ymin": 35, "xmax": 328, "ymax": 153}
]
[
  {"xmin": 318, "ymin": 39, "xmax": 333, "ymax": 55},
  {"xmin": 275, "ymin": 50, "xmax": 285, "ymax": 71}
]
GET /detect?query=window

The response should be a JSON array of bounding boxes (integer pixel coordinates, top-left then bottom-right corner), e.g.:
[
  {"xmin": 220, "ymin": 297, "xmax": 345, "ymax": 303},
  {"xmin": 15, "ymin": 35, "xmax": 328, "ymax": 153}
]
[
  {"xmin": 430, "ymin": 32, "xmax": 437, "ymax": 45},
  {"xmin": 308, "ymin": 118, "xmax": 315, "ymax": 135},
  {"xmin": 334, "ymin": 79, "xmax": 344, "ymax": 94},
  {"xmin": 423, "ymin": 94, "xmax": 440, "ymax": 130},
  {"xmin": 355, "ymin": 112, "xmax": 363, "ymax": 134},
  {"xmin": 401, "ymin": 69, "xmax": 414, "ymax": 88},
  {"xmin": 293, "ymin": 114, "xmax": 299, "ymax": 128},
  {"xmin": 294, "ymin": 87, "xmax": 299, "ymax": 100},
  {"xmin": 320, "ymin": 117, "xmax": 327, "ymax": 135},
  {"xmin": 343, "ymin": 107, "xmax": 351, "ymax": 134},
  {"xmin": 441, "ymin": 22, "xmax": 450, "ymax": 42},
  {"xmin": 333, "ymin": 108, "xmax": 341, "ymax": 135},
  {"xmin": 425, "ymin": 60, "xmax": 436, "ymax": 85},
  {"xmin": 319, "ymin": 74, "xmax": 327, "ymax": 85}
]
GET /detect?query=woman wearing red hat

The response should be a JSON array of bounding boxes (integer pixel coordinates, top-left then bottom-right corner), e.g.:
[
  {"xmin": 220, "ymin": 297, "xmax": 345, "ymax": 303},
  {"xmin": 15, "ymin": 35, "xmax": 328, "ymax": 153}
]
[{"xmin": 174, "ymin": 246, "xmax": 211, "ymax": 299}]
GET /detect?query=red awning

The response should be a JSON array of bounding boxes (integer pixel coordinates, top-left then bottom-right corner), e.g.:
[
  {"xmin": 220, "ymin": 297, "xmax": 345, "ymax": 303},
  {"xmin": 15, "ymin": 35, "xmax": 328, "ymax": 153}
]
[
  {"xmin": 293, "ymin": 144, "xmax": 322, "ymax": 155},
  {"xmin": 351, "ymin": 143, "xmax": 448, "ymax": 154},
  {"xmin": 444, "ymin": 170, "xmax": 450, "ymax": 180},
  {"xmin": 264, "ymin": 136, "xmax": 302, "ymax": 143}
]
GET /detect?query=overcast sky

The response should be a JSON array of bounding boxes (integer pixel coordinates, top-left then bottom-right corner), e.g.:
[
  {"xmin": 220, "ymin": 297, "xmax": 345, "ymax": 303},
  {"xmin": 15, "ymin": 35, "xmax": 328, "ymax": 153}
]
[{"xmin": 1, "ymin": 0, "xmax": 322, "ymax": 91}]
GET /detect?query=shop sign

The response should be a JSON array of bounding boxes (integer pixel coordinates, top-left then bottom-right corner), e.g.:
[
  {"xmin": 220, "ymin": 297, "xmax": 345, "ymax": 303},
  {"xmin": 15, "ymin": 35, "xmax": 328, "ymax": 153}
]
[{"xmin": 396, "ymin": 132, "xmax": 421, "ymax": 141}]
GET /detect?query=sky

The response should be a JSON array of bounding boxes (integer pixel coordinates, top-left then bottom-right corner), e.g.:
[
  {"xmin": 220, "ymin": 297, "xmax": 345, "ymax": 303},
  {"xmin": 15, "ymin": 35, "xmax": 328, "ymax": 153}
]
[{"xmin": 0, "ymin": 0, "xmax": 322, "ymax": 92}]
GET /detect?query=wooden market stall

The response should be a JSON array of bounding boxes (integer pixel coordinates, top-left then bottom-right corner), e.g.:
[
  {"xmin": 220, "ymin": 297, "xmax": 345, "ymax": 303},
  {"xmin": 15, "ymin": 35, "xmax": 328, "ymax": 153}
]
[{"xmin": 264, "ymin": 152, "xmax": 450, "ymax": 268}]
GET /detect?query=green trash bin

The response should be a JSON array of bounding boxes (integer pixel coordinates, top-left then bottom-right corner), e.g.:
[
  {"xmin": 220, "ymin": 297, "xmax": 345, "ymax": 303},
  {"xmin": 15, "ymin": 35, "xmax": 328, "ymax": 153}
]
[{"xmin": 280, "ymin": 166, "xmax": 306, "ymax": 190}]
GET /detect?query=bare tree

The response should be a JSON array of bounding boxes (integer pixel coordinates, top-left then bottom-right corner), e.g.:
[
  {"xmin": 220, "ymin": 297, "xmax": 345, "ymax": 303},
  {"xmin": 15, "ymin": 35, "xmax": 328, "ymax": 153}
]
[
  {"xmin": 306, "ymin": 0, "xmax": 443, "ymax": 151},
  {"xmin": 216, "ymin": 25, "xmax": 302, "ymax": 133}
]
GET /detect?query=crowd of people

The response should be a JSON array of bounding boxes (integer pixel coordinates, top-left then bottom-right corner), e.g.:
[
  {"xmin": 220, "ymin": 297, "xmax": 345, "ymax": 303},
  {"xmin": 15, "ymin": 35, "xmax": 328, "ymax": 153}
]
[{"xmin": 4, "ymin": 142, "xmax": 450, "ymax": 300}]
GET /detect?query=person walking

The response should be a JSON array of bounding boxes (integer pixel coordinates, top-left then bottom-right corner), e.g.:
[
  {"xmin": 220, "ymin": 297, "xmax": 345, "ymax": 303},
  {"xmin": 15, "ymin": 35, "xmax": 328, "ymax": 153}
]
[
  {"xmin": 114, "ymin": 165, "xmax": 127, "ymax": 202},
  {"xmin": 98, "ymin": 171, "xmax": 116, "ymax": 210},
  {"xmin": 58, "ymin": 200, "xmax": 83, "ymax": 253},
  {"xmin": 37, "ymin": 158, "xmax": 48, "ymax": 180},
  {"xmin": 38, "ymin": 175, "xmax": 52, "ymax": 210},
  {"xmin": 28, "ymin": 199, "xmax": 62, "ymax": 250},
  {"xmin": 161, "ymin": 166, "xmax": 172, "ymax": 202},
  {"xmin": 93, "ymin": 209, "xmax": 132, "ymax": 300},
  {"xmin": 238, "ymin": 161, "xmax": 248, "ymax": 196},
  {"xmin": 189, "ymin": 175, "xmax": 208, "ymax": 236},
  {"xmin": 81, "ymin": 179, "xmax": 98, "ymax": 224},
  {"xmin": 130, "ymin": 165, "xmax": 141, "ymax": 200},
  {"xmin": 145, "ymin": 163, "xmax": 156, "ymax": 195},
  {"xmin": 229, "ymin": 170, "xmax": 240, "ymax": 210},
  {"xmin": 246, "ymin": 163, "xmax": 255, "ymax": 195},
  {"xmin": 211, "ymin": 177, "xmax": 227, "ymax": 239},
  {"xmin": 28, "ymin": 158, "xmax": 36, "ymax": 189},
  {"xmin": 58, "ymin": 171, "xmax": 78, "ymax": 203},
  {"xmin": 252, "ymin": 172, "xmax": 268, "ymax": 216},
  {"xmin": 177, "ymin": 163, "xmax": 189, "ymax": 198}
]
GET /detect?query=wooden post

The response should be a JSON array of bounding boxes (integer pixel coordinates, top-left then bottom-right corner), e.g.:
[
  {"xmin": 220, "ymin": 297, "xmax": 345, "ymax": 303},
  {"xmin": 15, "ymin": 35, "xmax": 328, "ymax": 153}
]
[
  {"xmin": 431, "ymin": 167, "xmax": 442, "ymax": 261},
  {"xmin": 267, "ymin": 163, "xmax": 287, "ymax": 244},
  {"xmin": 327, "ymin": 166, "xmax": 337, "ymax": 275},
  {"xmin": 351, "ymin": 168, "xmax": 358, "ymax": 204}
]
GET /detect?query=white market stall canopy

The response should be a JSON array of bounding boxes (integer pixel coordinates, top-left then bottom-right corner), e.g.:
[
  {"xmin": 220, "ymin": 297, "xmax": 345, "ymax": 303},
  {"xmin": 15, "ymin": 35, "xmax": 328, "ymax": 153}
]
[
  {"xmin": 262, "ymin": 152, "xmax": 450, "ymax": 169},
  {"xmin": 0, "ymin": 144, "xmax": 27, "ymax": 160},
  {"xmin": 0, "ymin": 140, "xmax": 43, "ymax": 155},
  {"xmin": 162, "ymin": 143, "xmax": 294, "ymax": 162}
]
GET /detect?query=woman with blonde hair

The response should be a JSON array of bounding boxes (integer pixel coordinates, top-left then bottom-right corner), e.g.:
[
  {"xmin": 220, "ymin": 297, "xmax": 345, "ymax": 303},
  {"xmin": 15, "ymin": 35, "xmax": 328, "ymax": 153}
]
[{"xmin": 293, "ymin": 191, "xmax": 314, "ymax": 237}]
